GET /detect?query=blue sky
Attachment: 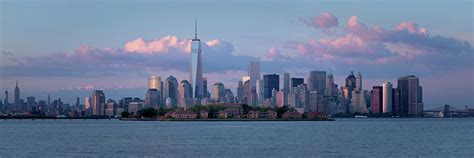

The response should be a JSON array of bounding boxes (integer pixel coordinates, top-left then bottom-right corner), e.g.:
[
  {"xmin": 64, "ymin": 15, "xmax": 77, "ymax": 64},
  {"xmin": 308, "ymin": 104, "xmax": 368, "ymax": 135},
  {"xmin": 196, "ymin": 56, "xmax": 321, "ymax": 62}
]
[{"xmin": 1, "ymin": 0, "xmax": 473, "ymax": 108}]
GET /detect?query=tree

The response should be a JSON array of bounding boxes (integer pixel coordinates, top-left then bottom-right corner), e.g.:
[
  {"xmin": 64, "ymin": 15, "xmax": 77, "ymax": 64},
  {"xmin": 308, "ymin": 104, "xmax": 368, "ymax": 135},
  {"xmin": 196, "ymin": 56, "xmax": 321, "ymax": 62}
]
[
  {"xmin": 276, "ymin": 106, "xmax": 289, "ymax": 118},
  {"xmin": 138, "ymin": 107, "xmax": 158, "ymax": 118},
  {"xmin": 121, "ymin": 111, "xmax": 131, "ymax": 118},
  {"xmin": 240, "ymin": 104, "xmax": 250, "ymax": 114}
]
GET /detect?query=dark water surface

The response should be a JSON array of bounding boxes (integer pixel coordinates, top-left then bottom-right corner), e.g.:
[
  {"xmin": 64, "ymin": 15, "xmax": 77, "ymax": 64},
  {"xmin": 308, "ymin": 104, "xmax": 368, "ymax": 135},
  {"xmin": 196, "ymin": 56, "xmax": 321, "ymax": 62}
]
[{"xmin": 0, "ymin": 118, "xmax": 473, "ymax": 157}]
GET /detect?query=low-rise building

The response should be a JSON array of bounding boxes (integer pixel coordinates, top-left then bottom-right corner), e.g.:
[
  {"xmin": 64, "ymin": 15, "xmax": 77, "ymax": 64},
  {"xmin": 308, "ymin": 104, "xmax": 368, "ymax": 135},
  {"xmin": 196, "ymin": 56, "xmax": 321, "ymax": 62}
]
[
  {"xmin": 199, "ymin": 110, "xmax": 209, "ymax": 119},
  {"xmin": 166, "ymin": 111, "xmax": 197, "ymax": 119},
  {"xmin": 306, "ymin": 111, "xmax": 329, "ymax": 119},
  {"xmin": 218, "ymin": 108, "xmax": 241, "ymax": 119},
  {"xmin": 282, "ymin": 111, "xmax": 303, "ymax": 119}
]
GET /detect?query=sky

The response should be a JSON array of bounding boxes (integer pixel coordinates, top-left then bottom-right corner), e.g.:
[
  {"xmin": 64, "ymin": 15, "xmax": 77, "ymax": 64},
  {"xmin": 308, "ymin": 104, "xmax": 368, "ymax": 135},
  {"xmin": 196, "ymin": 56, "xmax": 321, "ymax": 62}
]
[{"xmin": 1, "ymin": 0, "xmax": 473, "ymax": 109}]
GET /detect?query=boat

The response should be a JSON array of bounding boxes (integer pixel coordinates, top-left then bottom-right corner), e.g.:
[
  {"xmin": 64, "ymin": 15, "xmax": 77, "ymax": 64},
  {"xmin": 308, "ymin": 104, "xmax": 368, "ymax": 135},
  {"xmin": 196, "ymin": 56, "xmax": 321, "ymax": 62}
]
[{"xmin": 354, "ymin": 115, "xmax": 368, "ymax": 118}]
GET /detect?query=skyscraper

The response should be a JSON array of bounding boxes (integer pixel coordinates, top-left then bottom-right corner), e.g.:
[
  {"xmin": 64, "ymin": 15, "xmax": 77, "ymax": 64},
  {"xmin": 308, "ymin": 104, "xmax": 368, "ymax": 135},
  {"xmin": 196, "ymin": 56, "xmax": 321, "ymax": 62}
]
[
  {"xmin": 164, "ymin": 76, "xmax": 179, "ymax": 107},
  {"xmin": 202, "ymin": 77, "xmax": 208, "ymax": 98},
  {"xmin": 283, "ymin": 73, "xmax": 290, "ymax": 94},
  {"xmin": 382, "ymin": 81, "xmax": 393, "ymax": 113},
  {"xmin": 372, "ymin": 86, "xmax": 383, "ymax": 113},
  {"xmin": 263, "ymin": 74, "xmax": 279, "ymax": 99},
  {"xmin": 3, "ymin": 90, "xmax": 8, "ymax": 109},
  {"xmin": 178, "ymin": 80, "xmax": 193, "ymax": 108},
  {"xmin": 212, "ymin": 82, "xmax": 225, "ymax": 102},
  {"xmin": 308, "ymin": 71, "xmax": 326, "ymax": 95},
  {"xmin": 190, "ymin": 20, "xmax": 203, "ymax": 99},
  {"xmin": 291, "ymin": 78, "xmax": 304, "ymax": 91},
  {"xmin": 325, "ymin": 70, "xmax": 335, "ymax": 96},
  {"xmin": 355, "ymin": 72, "xmax": 362, "ymax": 90},
  {"xmin": 14, "ymin": 81, "xmax": 20, "ymax": 111},
  {"xmin": 145, "ymin": 89, "xmax": 160, "ymax": 109},
  {"xmin": 236, "ymin": 81, "xmax": 244, "ymax": 102},
  {"xmin": 397, "ymin": 75, "xmax": 423, "ymax": 115},
  {"xmin": 148, "ymin": 76, "xmax": 161, "ymax": 90},
  {"xmin": 256, "ymin": 79, "xmax": 264, "ymax": 105},
  {"xmin": 92, "ymin": 90, "xmax": 105, "ymax": 116},
  {"xmin": 84, "ymin": 97, "xmax": 91, "ymax": 110},
  {"xmin": 345, "ymin": 71, "xmax": 356, "ymax": 99},
  {"xmin": 248, "ymin": 61, "xmax": 261, "ymax": 88}
]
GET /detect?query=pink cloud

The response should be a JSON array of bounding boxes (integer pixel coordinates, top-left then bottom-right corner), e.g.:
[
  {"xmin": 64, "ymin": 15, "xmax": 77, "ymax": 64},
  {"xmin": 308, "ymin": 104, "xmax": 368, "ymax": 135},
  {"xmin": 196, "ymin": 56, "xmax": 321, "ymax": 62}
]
[
  {"xmin": 124, "ymin": 36, "xmax": 191, "ymax": 54},
  {"xmin": 300, "ymin": 12, "xmax": 339, "ymax": 28}
]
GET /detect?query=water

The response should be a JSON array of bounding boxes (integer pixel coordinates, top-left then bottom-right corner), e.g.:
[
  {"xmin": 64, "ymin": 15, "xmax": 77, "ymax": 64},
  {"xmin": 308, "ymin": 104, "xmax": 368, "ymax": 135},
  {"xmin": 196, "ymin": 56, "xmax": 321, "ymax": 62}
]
[{"xmin": 0, "ymin": 118, "xmax": 473, "ymax": 157}]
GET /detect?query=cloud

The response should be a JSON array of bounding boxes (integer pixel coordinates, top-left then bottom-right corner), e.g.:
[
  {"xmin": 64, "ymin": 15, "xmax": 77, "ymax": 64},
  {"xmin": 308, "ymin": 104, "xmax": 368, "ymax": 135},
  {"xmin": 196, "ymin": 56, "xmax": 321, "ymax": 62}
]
[
  {"xmin": 300, "ymin": 12, "xmax": 339, "ymax": 28},
  {"xmin": 286, "ymin": 13, "xmax": 473, "ymax": 76},
  {"xmin": 0, "ymin": 36, "xmax": 257, "ymax": 78}
]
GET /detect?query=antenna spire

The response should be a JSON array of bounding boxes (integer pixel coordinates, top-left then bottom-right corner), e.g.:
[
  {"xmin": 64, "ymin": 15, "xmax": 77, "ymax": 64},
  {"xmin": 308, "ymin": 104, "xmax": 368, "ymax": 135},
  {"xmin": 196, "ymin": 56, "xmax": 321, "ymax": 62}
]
[{"xmin": 194, "ymin": 19, "xmax": 198, "ymax": 39}]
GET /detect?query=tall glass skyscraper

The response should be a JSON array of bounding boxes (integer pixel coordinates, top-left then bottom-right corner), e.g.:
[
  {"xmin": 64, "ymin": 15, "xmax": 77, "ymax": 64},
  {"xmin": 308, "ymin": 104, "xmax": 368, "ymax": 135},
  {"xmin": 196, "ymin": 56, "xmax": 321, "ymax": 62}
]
[{"xmin": 190, "ymin": 20, "xmax": 203, "ymax": 99}]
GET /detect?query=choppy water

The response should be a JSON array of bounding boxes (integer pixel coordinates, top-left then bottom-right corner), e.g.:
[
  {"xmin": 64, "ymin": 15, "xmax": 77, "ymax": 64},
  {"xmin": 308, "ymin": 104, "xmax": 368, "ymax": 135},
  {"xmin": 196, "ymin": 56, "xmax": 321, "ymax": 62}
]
[{"xmin": 0, "ymin": 118, "xmax": 473, "ymax": 157}]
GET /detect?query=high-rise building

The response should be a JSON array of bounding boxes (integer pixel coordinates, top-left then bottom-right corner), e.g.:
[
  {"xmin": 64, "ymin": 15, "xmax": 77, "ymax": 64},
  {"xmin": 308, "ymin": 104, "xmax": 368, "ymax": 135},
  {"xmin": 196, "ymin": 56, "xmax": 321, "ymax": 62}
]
[
  {"xmin": 26, "ymin": 96, "xmax": 35, "ymax": 112},
  {"xmin": 355, "ymin": 72, "xmax": 362, "ymax": 90},
  {"xmin": 164, "ymin": 76, "xmax": 179, "ymax": 107},
  {"xmin": 148, "ymin": 76, "xmax": 161, "ymax": 90},
  {"xmin": 325, "ymin": 70, "xmax": 335, "ymax": 96},
  {"xmin": 392, "ymin": 88, "xmax": 401, "ymax": 114},
  {"xmin": 309, "ymin": 91, "xmax": 318, "ymax": 112},
  {"xmin": 275, "ymin": 91, "xmax": 285, "ymax": 107},
  {"xmin": 397, "ymin": 75, "xmax": 423, "ymax": 115},
  {"xmin": 345, "ymin": 71, "xmax": 356, "ymax": 99},
  {"xmin": 202, "ymin": 77, "xmax": 208, "ymax": 98},
  {"xmin": 263, "ymin": 74, "xmax": 279, "ymax": 99},
  {"xmin": 290, "ymin": 78, "xmax": 304, "ymax": 91},
  {"xmin": 178, "ymin": 80, "xmax": 193, "ymax": 108},
  {"xmin": 308, "ymin": 71, "xmax": 326, "ymax": 95},
  {"xmin": 242, "ymin": 75, "xmax": 250, "ymax": 84},
  {"xmin": 92, "ymin": 90, "xmax": 105, "ymax": 116},
  {"xmin": 145, "ymin": 89, "xmax": 161, "ymax": 109},
  {"xmin": 190, "ymin": 21, "xmax": 203, "ymax": 99},
  {"xmin": 283, "ymin": 73, "xmax": 290, "ymax": 94},
  {"xmin": 14, "ymin": 81, "xmax": 20, "ymax": 111},
  {"xmin": 382, "ymin": 81, "xmax": 393, "ymax": 113},
  {"xmin": 236, "ymin": 81, "xmax": 244, "ymax": 102},
  {"xmin": 212, "ymin": 83, "xmax": 225, "ymax": 102},
  {"xmin": 84, "ymin": 97, "xmax": 91, "ymax": 110},
  {"xmin": 3, "ymin": 90, "xmax": 8, "ymax": 109},
  {"xmin": 371, "ymin": 86, "xmax": 383, "ymax": 113},
  {"xmin": 248, "ymin": 61, "xmax": 261, "ymax": 88},
  {"xmin": 256, "ymin": 79, "xmax": 264, "ymax": 105}
]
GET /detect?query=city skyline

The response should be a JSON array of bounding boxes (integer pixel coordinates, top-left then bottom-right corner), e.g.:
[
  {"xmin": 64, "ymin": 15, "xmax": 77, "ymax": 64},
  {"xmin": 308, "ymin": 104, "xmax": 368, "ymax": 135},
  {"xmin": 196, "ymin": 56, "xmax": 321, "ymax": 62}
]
[{"xmin": 1, "ymin": 0, "xmax": 473, "ymax": 108}]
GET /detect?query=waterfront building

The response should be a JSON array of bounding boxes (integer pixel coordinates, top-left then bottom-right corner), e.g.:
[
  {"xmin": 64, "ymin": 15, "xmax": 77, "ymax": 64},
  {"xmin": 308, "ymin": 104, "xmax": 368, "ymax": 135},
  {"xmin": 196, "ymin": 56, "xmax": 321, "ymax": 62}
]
[
  {"xmin": 372, "ymin": 86, "xmax": 383, "ymax": 113},
  {"xmin": 282, "ymin": 111, "xmax": 303, "ymax": 119},
  {"xmin": 92, "ymin": 90, "xmax": 105, "ymax": 116},
  {"xmin": 3, "ymin": 90, "xmax": 8, "ymax": 111},
  {"xmin": 84, "ymin": 97, "xmax": 91, "ymax": 115},
  {"xmin": 308, "ymin": 71, "xmax": 326, "ymax": 96},
  {"xmin": 128, "ymin": 101, "xmax": 144, "ymax": 114},
  {"xmin": 397, "ymin": 75, "xmax": 424, "ymax": 115},
  {"xmin": 105, "ymin": 99, "xmax": 117, "ymax": 117},
  {"xmin": 392, "ymin": 89, "xmax": 401, "ymax": 114},
  {"xmin": 190, "ymin": 21, "xmax": 204, "ymax": 99},
  {"xmin": 263, "ymin": 74, "xmax": 279, "ymax": 99},
  {"xmin": 382, "ymin": 81, "xmax": 393, "ymax": 113}
]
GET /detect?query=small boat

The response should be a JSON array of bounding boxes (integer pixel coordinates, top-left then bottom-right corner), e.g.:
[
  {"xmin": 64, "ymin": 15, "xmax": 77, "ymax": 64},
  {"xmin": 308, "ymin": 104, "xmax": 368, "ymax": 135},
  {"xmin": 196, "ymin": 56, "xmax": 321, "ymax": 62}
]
[{"xmin": 354, "ymin": 115, "xmax": 368, "ymax": 118}]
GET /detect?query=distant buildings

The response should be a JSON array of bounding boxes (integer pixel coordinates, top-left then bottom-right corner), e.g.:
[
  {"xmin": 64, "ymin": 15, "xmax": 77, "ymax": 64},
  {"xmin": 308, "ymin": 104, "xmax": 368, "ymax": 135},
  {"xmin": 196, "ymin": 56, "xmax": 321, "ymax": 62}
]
[
  {"xmin": 398, "ymin": 75, "xmax": 423, "ymax": 115},
  {"xmin": 92, "ymin": 90, "xmax": 105, "ymax": 116},
  {"xmin": 372, "ymin": 86, "xmax": 383, "ymax": 114},
  {"xmin": 190, "ymin": 21, "xmax": 204, "ymax": 100},
  {"xmin": 263, "ymin": 74, "xmax": 279, "ymax": 99},
  {"xmin": 382, "ymin": 81, "xmax": 393, "ymax": 113}
]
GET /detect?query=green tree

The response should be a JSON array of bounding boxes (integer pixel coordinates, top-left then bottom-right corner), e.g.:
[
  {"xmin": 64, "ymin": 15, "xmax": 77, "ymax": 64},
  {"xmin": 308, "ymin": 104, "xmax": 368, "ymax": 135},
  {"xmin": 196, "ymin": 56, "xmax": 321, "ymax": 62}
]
[
  {"xmin": 276, "ymin": 106, "xmax": 289, "ymax": 118},
  {"xmin": 138, "ymin": 107, "xmax": 158, "ymax": 118},
  {"xmin": 121, "ymin": 111, "xmax": 131, "ymax": 118}
]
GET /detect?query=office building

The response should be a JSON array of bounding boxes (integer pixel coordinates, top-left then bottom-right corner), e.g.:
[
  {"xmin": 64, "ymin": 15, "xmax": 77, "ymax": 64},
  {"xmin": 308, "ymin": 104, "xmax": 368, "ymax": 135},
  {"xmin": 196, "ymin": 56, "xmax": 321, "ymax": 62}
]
[
  {"xmin": 248, "ymin": 61, "xmax": 261, "ymax": 88},
  {"xmin": 371, "ymin": 86, "xmax": 383, "ymax": 113},
  {"xmin": 190, "ymin": 21, "xmax": 204, "ymax": 99},
  {"xmin": 308, "ymin": 71, "xmax": 326, "ymax": 95},
  {"xmin": 382, "ymin": 81, "xmax": 393, "ymax": 113},
  {"xmin": 263, "ymin": 74, "xmax": 279, "ymax": 99},
  {"xmin": 92, "ymin": 90, "xmax": 105, "ymax": 116},
  {"xmin": 397, "ymin": 75, "xmax": 424, "ymax": 115}
]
